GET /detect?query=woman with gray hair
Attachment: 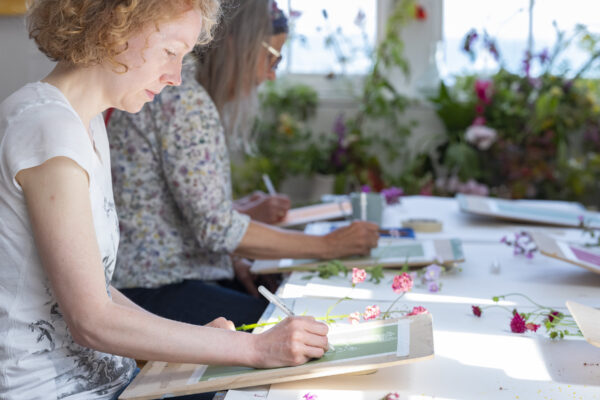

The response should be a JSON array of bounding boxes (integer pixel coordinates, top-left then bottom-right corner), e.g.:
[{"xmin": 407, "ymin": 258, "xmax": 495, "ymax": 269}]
[{"xmin": 107, "ymin": 0, "xmax": 379, "ymax": 327}]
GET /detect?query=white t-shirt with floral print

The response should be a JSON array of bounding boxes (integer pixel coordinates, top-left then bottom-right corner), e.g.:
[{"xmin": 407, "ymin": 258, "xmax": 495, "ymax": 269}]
[
  {"xmin": 0, "ymin": 82, "xmax": 136, "ymax": 399},
  {"xmin": 108, "ymin": 61, "xmax": 250, "ymax": 288}
]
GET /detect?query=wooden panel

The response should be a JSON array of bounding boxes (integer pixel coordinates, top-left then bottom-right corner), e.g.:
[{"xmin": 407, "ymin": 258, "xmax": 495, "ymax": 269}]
[
  {"xmin": 566, "ymin": 301, "xmax": 600, "ymax": 348},
  {"xmin": 0, "ymin": 0, "xmax": 26, "ymax": 15},
  {"xmin": 119, "ymin": 315, "xmax": 434, "ymax": 400}
]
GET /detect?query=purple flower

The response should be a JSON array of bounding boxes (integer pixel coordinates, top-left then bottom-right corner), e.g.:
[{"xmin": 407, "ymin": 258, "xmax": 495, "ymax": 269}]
[
  {"xmin": 423, "ymin": 264, "xmax": 442, "ymax": 281},
  {"xmin": 354, "ymin": 9, "xmax": 366, "ymax": 27},
  {"xmin": 333, "ymin": 113, "xmax": 346, "ymax": 142},
  {"xmin": 303, "ymin": 393, "xmax": 318, "ymax": 400},
  {"xmin": 361, "ymin": 185, "xmax": 372, "ymax": 193},
  {"xmin": 382, "ymin": 186, "xmax": 403, "ymax": 205},
  {"xmin": 522, "ymin": 50, "xmax": 533, "ymax": 76},
  {"xmin": 538, "ymin": 48, "xmax": 550, "ymax": 64},
  {"xmin": 428, "ymin": 281, "xmax": 440, "ymax": 292},
  {"xmin": 462, "ymin": 29, "xmax": 479, "ymax": 61},
  {"xmin": 483, "ymin": 34, "xmax": 500, "ymax": 61}
]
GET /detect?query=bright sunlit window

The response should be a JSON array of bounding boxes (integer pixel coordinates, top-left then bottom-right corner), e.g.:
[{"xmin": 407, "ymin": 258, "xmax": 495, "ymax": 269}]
[
  {"xmin": 442, "ymin": 0, "xmax": 600, "ymax": 79},
  {"xmin": 277, "ymin": 0, "xmax": 377, "ymax": 75}
]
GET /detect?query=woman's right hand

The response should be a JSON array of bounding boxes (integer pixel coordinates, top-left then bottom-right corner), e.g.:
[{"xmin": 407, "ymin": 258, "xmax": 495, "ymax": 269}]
[{"xmin": 251, "ymin": 316, "xmax": 329, "ymax": 368}]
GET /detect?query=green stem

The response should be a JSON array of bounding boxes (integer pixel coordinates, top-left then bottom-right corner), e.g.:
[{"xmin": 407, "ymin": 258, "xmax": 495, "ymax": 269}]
[{"xmin": 382, "ymin": 292, "xmax": 405, "ymax": 319}]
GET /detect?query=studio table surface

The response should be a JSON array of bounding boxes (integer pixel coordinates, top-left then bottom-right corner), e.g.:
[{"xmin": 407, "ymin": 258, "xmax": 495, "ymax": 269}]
[{"xmin": 223, "ymin": 196, "xmax": 600, "ymax": 400}]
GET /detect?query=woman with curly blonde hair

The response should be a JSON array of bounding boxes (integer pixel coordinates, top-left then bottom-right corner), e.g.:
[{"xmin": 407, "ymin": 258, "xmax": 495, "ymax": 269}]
[{"xmin": 0, "ymin": 1, "xmax": 330, "ymax": 399}]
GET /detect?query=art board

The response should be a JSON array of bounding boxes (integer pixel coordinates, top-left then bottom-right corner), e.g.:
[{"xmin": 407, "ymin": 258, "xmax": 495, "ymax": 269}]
[
  {"xmin": 566, "ymin": 301, "xmax": 600, "ymax": 348},
  {"xmin": 251, "ymin": 238, "xmax": 464, "ymax": 274},
  {"xmin": 119, "ymin": 315, "xmax": 433, "ymax": 400},
  {"xmin": 276, "ymin": 201, "xmax": 352, "ymax": 228},
  {"xmin": 0, "ymin": 0, "xmax": 26, "ymax": 15},
  {"xmin": 456, "ymin": 194, "xmax": 600, "ymax": 228},
  {"xmin": 531, "ymin": 232, "xmax": 600, "ymax": 275}
]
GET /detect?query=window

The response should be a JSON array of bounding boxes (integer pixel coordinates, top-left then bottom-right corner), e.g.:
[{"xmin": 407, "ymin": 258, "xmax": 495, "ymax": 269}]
[
  {"xmin": 441, "ymin": 0, "xmax": 600, "ymax": 80},
  {"xmin": 277, "ymin": 0, "xmax": 377, "ymax": 75}
]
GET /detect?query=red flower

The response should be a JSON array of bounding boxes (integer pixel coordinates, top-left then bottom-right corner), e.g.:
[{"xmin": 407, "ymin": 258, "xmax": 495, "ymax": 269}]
[
  {"xmin": 414, "ymin": 4, "xmax": 427, "ymax": 20},
  {"xmin": 548, "ymin": 310, "xmax": 561, "ymax": 322},
  {"xmin": 472, "ymin": 305, "xmax": 482, "ymax": 317},
  {"xmin": 526, "ymin": 323, "xmax": 540, "ymax": 332},
  {"xmin": 392, "ymin": 273, "xmax": 413, "ymax": 293},
  {"xmin": 510, "ymin": 312, "xmax": 526, "ymax": 333},
  {"xmin": 407, "ymin": 306, "xmax": 428, "ymax": 316}
]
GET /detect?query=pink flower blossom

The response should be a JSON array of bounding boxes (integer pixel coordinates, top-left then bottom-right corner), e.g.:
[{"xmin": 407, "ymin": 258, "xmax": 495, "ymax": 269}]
[
  {"xmin": 472, "ymin": 305, "xmax": 482, "ymax": 317},
  {"xmin": 465, "ymin": 124, "xmax": 497, "ymax": 150},
  {"xmin": 475, "ymin": 79, "xmax": 493, "ymax": 104},
  {"xmin": 363, "ymin": 305, "xmax": 381, "ymax": 320},
  {"xmin": 526, "ymin": 323, "xmax": 540, "ymax": 332},
  {"xmin": 510, "ymin": 312, "xmax": 527, "ymax": 333},
  {"xmin": 392, "ymin": 272, "xmax": 413, "ymax": 293},
  {"xmin": 384, "ymin": 393, "xmax": 400, "ymax": 400},
  {"xmin": 303, "ymin": 393, "xmax": 317, "ymax": 400},
  {"xmin": 351, "ymin": 268, "xmax": 367, "ymax": 285},
  {"xmin": 349, "ymin": 311, "xmax": 361, "ymax": 325},
  {"xmin": 407, "ymin": 306, "xmax": 428, "ymax": 316}
]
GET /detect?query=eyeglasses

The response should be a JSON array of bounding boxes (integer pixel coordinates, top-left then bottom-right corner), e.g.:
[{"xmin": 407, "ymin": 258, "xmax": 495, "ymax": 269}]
[{"xmin": 261, "ymin": 41, "xmax": 283, "ymax": 71}]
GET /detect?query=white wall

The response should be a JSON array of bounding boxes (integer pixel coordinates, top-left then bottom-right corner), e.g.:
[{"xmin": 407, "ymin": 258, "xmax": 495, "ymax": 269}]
[{"xmin": 0, "ymin": 15, "xmax": 54, "ymax": 102}]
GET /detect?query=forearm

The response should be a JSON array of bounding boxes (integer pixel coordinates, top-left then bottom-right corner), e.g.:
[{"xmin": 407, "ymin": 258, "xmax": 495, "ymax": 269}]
[
  {"xmin": 234, "ymin": 221, "xmax": 331, "ymax": 259},
  {"xmin": 78, "ymin": 299, "xmax": 259, "ymax": 366}
]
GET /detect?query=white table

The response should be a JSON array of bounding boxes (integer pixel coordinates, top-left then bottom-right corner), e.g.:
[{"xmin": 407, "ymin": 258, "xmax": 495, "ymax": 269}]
[{"xmin": 225, "ymin": 196, "xmax": 600, "ymax": 400}]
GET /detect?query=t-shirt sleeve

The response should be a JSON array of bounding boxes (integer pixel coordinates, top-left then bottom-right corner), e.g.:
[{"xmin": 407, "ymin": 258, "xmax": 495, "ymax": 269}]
[
  {"xmin": 156, "ymin": 88, "xmax": 250, "ymax": 253},
  {"xmin": 3, "ymin": 102, "xmax": 94, "ymax": 191}
]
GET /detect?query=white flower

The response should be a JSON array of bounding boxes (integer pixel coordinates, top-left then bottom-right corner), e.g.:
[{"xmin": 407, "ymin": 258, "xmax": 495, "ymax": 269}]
[{"xmin": 465, "ymin": 125, "xmax": 497, "ymax": 150}]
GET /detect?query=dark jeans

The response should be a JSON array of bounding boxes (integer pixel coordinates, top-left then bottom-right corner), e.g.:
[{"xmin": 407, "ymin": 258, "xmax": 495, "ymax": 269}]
[{"xmin": 120, "ymin": 279, "xmax": 267, "ymax": 327}]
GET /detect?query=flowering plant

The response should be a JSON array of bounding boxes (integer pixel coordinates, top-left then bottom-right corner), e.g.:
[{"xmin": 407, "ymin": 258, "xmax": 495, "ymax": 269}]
[
  {"xmin": 237, "ymin": 268, "xmax": 430, "ymax": 332},
  {"xmin": 471, "ymin": 293, "xmax": 582, "ymax": 339},
  {"xmin": 420, "ymin": 24, "xmax": 600, "ymax": 204}
]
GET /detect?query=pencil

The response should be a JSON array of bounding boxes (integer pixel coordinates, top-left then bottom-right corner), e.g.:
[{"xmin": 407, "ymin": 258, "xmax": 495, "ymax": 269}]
[
  {"xmin": 262, "ymin": 174, "xmax": 276, "ymax": 196},
  {"xmin": 258, "ymin": 285, "xmax": 335, "ymax": 352}
]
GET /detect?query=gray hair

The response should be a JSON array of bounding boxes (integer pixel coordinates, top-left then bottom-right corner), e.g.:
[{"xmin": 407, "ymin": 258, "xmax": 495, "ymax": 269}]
[{"xmin": 194, "ymin": 0, "xmax": 272, "ymax": 152}]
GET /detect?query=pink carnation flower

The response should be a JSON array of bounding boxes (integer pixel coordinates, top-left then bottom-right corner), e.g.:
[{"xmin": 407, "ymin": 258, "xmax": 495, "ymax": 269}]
[
  {"xmin": 407, "ymin": 306, "xmax": 428, "ymax": 316},
  {"xmin": 363, "ymin": 305, "xmax": 381, "ymax": 320},
  {"xmin": 349, "ymin": 311, "xmax": 361, "ymax": 325},
  {"xmin": 351, "ymin": 268, "xmax": 367, "ymax": 285},
  {"xmin": 392, "ymin": 272, "xmax": 413, "ymax": 293},
  {"xmin": 510, "ymin": 312, "xmax": 527, "ymax": 333}
]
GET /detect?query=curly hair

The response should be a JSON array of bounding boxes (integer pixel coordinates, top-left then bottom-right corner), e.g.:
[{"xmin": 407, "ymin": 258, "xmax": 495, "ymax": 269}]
[{"xmin": 26, "ymin": 0, "xmax": 220, "ymax": 68}]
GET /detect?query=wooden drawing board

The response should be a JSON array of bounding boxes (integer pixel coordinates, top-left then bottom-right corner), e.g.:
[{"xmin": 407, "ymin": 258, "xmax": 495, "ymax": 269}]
[
  {"xmin": 566, "ymin": 301, "xmax": 600, "ymax": 348},
  {"xmin": 251, "ymin": 238, "xmax": 464, "ymax": 274},
  {"xmin": 456, "ymin": 194, "xmax": 600, "ymax": 228},
  {"xmin": 119, "ymin": 315, "xmax": 433, "ymax": 400},
  {"xmin": 531, "ymin": 232, "xmax": 600, "ymax": 275},
  {"xmin": 276, "ymin": 201, "xmax": 352, "ymax": 228}
]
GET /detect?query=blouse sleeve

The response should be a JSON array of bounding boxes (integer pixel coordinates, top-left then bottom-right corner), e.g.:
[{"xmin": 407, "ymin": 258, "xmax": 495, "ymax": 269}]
[{"xmin": 155, "ymin": 84, "xmax": 250, "ymax": 253}]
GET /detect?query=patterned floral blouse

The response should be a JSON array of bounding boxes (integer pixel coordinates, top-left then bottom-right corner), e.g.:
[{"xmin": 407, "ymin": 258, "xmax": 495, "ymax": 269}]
[{"xmin": 107, "ymin": 61, "xmax": 250, "ymax": 288}]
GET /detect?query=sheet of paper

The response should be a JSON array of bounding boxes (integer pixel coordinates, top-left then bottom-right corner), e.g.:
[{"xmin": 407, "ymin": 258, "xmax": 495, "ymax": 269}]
[{"xmin": 190, "ymin": 321, "xmax": 406, "ymax": 384}]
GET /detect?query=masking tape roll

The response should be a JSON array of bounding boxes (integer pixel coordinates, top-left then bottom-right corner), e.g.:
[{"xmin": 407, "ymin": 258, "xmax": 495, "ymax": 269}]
[{"xmin": 401, "ymin": 218, "xmax": 443, "ymax": 233}]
